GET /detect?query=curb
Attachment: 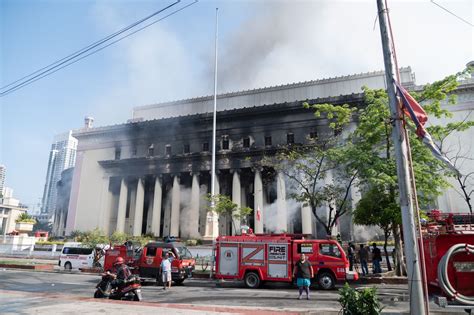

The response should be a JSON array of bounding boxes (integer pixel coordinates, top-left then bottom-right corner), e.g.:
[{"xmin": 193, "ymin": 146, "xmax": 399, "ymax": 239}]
[{"xmin": 0, "ymin": 263, "xmax": 54, "ymax": 271}]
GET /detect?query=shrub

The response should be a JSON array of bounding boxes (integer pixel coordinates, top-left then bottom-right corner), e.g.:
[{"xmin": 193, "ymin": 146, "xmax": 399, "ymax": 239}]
[
  {"xmin": 339, "ymin": 283, "xmax": 383, "ymax": 315},
  {"xmin": 15, "ymin": 213, "xmax": 36, "ymax": 224}
]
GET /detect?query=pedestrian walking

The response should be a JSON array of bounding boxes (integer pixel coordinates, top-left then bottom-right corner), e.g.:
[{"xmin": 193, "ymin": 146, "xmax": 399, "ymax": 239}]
[
  {"xmin": 160, "ymin": 251, "xmax": 175, "ymax": 290},
  {"xmin": 371, "ymin": 243, "xmax": 382, "ymax": 274},
  {"xmin": 348, "ymin": 243, "xmax": 355, "ymax": 271},
  {"xmin": 293, "ymin": 253, "xmax": 314, "ymax": 300},
  {"xmin": 358, "ymin": 244, "xmax": 369, "ymax": 276}
]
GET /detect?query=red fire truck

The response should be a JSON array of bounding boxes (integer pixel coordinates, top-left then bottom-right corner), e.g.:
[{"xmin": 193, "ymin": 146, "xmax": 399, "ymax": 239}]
[
  {"xmin": 214, "ymin": 233, "xmax": 358, "ymax": 289},
  {"xmin": 422, "ymin": 210, "xmax": 474, "ymax": 308},
  {"xmin": 104, "ymin": 240, "xmax": 195, "ymax": 285}
]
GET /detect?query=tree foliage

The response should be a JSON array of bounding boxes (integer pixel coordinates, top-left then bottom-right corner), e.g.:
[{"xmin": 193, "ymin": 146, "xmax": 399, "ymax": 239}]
[
  {"xmin": 311, "ymin": 67, "xmax": 473, "ymax": 274},
  {"xmin": 263, "ymin": 134, "xmax": 358, "ymax": 236}
]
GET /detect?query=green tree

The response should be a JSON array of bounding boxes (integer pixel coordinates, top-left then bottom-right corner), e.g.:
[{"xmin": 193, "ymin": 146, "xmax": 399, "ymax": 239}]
[
  {"xmin": 263, "ymin": 134, "xmax": 358, "ymax": 237},
  {"xmin": 33, "ymin": 221, "xmax": 53, "ymax": 233},
  {"xmin": 15, "ymin": 213, "xmax": 37, "ymax": 224},
  {"xmin": 353, "ymin": 187, "xmax": 399, "ymax": 271},
  {"xmin": 207, "ymin": 194, "xmax": 252, "ymax": 235},
  {"xmin": 312, "ymin": 68, "xmax": 473, "ymax": 275}
]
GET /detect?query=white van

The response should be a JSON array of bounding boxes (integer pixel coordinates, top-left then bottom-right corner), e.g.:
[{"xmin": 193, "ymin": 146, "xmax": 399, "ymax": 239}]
[{"xmin": 59, "ymin": 244, "xmax": 104, "ymax": 270}]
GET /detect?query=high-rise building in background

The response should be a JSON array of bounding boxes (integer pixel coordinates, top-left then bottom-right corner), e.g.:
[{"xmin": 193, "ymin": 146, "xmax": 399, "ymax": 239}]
[
  {"xmin": 41, "ymin": 131, "xmax": 78, "ymax": 217},
  {"xmin": 0, "ymin": 165, "xmax": 6, "ymax": 196}
]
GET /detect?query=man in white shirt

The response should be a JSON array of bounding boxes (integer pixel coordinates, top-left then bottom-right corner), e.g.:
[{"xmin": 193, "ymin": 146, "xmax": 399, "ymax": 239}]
[{"xmin": 160, "ymin": 251, "xmax": 175, "ymax": 290}]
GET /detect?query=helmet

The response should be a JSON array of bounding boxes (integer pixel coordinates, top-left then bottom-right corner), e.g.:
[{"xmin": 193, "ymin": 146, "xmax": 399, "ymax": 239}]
[{"xmin": 114, "ymin": 257, "xmax": 124, "ymax": 265}]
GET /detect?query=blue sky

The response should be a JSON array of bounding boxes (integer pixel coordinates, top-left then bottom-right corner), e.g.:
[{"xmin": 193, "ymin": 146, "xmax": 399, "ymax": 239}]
[{"xmin": 0, "ymin": 0, "xmax": 472, "ymax": 210}]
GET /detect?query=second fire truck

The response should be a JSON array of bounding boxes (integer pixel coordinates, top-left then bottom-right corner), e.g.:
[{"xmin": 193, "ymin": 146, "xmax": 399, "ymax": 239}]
[{"xmin": 214, "ymin": 232, "xmax": 358, "ymax": 289}]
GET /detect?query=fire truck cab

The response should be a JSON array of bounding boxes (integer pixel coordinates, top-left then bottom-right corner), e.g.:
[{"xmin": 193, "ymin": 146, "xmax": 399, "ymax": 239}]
[
  {"xmin": 104, "ymin": 240, "xmax": 195, "ymax": 285},
  {"xmin": 215, "ymin": 233, "xmax": 358, "ymax": 289}
]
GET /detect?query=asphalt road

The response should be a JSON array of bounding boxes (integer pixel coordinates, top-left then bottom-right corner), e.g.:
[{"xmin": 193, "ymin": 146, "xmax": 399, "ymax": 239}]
[
  {"xmin": 0, "ymin": 269, "xmax": 466, "ymax": 315},
  {"xmin": 0, "ymin": 269, "xmax": 466, "ymax": 314}
]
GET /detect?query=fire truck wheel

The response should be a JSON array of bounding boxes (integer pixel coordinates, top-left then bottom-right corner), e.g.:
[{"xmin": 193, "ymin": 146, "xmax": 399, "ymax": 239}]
[
  {"xmin": 317, "ymin": 271, "xmax": 335, "ymax": 290},
  {"xmin": 174, "ymin": 279, "xmax": 185, "ymax": 285},
  {"xmin": 64, "ymin": 262, "xmax": 72, "ymax": 270},
  {"xmin": 244, "ymin": 272, "xmax": 261, "ymax": 289}
]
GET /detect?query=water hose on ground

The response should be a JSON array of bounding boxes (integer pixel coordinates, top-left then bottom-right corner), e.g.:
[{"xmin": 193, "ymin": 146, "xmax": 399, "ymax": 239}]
[{"xmin": 437, "ymin": 243, "xmax": 474, "ymax": 305}]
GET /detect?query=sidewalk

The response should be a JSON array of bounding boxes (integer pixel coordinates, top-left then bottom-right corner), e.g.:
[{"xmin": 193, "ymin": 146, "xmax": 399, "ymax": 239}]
[{"xmin": 0, "ymin": 289, "xmax": 467, "ymax": 315}]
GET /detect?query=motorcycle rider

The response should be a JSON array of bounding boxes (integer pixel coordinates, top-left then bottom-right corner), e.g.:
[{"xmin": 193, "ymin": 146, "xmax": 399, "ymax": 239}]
[{"xmin": 111, "ymin": 257, "xmax": 131, "ymax": 289}]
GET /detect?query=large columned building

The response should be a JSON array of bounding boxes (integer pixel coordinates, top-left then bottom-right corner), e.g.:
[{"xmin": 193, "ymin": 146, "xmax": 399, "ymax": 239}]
[{"xmin": 65, "ymin": 68, "xmax": 416, "ymax": 239}]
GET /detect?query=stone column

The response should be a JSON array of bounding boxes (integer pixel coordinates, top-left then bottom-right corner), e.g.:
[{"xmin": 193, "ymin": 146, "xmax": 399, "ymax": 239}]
[
  {"xmin": 189, "ymin": 172, "xmax": 201, "ymax": 238},
  {"xmin": 204, "ymin": 173, "xmax": 219, "ymax": 239},
  {"xmin": 276, "ymin": 172, "xmax": 288, "ymax": 232},
  {"xmin": 100, "ymin": 177, "xmax": 112, "ymax": 235},
  {"xmin": 301, "ymin": 203, "xmax": 313, "ymax": 235},
  {"xmin": 254, "ymin": 168, "xmax": 264, "ymax": 233},
  {"xmin": 170, "ymin": 174, "xmax": 181, "ymax": 237},
  {"xmin": 151, "ymin": 176, "xmax": 163, "ymax": 237},
  {"xmin": 231, "ymin": 170, "xmax": 241, "ymax": 235},
  {"xmin": 116, "ymin": 178, "xmax": 128, "ymax": 233},
  {"xmin": 132, "ymin": 178, "xmax": 145, "ymax": 236}
]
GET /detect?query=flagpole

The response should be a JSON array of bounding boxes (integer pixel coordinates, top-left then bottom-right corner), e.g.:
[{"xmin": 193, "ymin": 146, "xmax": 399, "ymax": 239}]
[
  {"xmin": 376, "ymin": 1, "xmax": 426, "ymax": 314},
  {"xmin": 209, "ymin": 7, "xmax": 219, "ymax": 279},
  {"xmin": 383, "ymin": 0, "xmax": 430, "ymax": 311}
]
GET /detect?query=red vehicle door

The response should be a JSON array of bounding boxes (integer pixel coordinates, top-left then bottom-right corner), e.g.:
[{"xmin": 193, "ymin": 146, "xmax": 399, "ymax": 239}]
[
  {"xmin": 139, "ymin": 246, "xmax": 163, "ymax": 279},
  {"xmin": 316, "ymin": 241, "xmax": 347, "ymax": 281}
]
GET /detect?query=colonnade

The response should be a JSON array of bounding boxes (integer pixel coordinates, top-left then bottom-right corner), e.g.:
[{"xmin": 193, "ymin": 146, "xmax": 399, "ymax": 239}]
[{"xmin": 106, "ymin": 168, "xmax": 312, "ymax": 238}]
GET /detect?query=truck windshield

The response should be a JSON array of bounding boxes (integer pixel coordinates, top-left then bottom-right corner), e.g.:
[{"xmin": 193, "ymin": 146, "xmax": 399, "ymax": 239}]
[
  {"xmin": 174, "ymin": 246, "xmax": 193, "ymax": 259},
  {"xmin": 319, "ymin": 243, "xmax": 342, "ymax": 258}
]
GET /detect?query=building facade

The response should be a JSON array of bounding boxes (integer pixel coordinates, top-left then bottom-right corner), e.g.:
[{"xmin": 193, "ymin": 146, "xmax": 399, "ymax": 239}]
[
  {"xmin": 52, "ymin": 167, "xmax": 74, "ymax": 236},
  {"xmin": 65, "ymin": 68, "xmax": 417, "ymax": 238},
  {"xmin": 432, "ymin": 73, "xmax": 474, "ymax": 213},
  {"xmin": 41, "ymin": 131, "xmax": 78, "ymax": 218},
  {"xmin": 0, "ymin": 165, "xmax": 5, "ymax": 197}
]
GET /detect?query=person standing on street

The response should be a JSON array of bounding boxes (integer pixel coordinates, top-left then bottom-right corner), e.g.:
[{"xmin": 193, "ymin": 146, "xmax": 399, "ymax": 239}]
[
  {"xmin": 371, "ymin": 243, "xmax": 382, "ymax": 274},
  {"xmin": 348, "ymin": 243, "xmax": 355, "ymax": 271},
  {"xmin": 358, "ymin": 244, "xmax": 369, "ymax": 276},
  {"xmin": 160, "ymin": 251, "xmax": 175, "ymax": 290},
  {"xmin": 293, "ymin": 253, "xmax": 314, "ymax": 300}
]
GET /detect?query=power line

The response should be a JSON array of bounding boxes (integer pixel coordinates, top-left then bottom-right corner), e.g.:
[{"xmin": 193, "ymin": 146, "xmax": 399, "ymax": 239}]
[
  {"xmin": 0, "ymin": 0, "xmax": 198, "ymax": 97},
  {"xmin": 1, "ymin": 1, "xmax": 180, "ymax": 92},
  {"xmin": 0, "ymin": 0, "xmax": 180, "ymax": 96},
  {"xmin": 0, "ymin": 0, "xmax": 196, "ymax": 97},
  {"xmin": 431, "ymin": 0, "xmax": 473, "ymax": 27}
]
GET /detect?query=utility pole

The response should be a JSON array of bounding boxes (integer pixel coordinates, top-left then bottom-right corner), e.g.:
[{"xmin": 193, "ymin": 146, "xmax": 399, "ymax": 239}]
[{"xmin": 376, "ymin": 1, "xmax": 426, "ymax": 314}]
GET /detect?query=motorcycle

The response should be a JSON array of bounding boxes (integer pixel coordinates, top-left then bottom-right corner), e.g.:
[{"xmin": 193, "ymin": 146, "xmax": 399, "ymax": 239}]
[{"xmin": 94, "ymin": 271, "xmax": 142, "ymax": 301}]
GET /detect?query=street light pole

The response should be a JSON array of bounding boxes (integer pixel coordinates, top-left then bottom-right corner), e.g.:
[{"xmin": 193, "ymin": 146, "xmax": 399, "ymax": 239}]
[
  {"xmin": 209, "ymin": 7, "xmax": 219, "ymax": 279},
  {"xmin": 211, "ymin": 7, "xmax": 218, "ymax": 225},
  {"xmin": 376, "ymin": 0, "xmax": 426, "ymax": 314}
]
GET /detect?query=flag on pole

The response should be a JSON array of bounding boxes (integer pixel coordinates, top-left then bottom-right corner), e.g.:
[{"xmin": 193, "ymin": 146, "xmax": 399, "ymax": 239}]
[
  {"xmin": 394, "ymin": 81, "xmax": 458, "ymax": 173},
  {"xmin": 256, "ymin": 206, "xmax": 261, "ymax": 221}
]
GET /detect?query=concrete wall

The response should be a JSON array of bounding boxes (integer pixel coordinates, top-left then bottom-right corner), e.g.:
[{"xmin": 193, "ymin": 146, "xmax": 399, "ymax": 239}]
[
  {"xmin": 65, "ymin": 147, "xmax": 113, "ymax": 234},
  {"xmin": 429, "ymin": 83, "xmax": 474, "ymax": 213},
  {"xmin": 133, "ymin": 68, "xmax": 414, "ymax": 120}
]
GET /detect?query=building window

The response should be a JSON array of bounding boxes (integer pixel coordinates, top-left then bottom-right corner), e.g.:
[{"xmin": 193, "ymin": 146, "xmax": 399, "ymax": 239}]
[
  {"xmin": 183, "ymin": 144, "xmax": 190, "ymax": 154},
  {"xmin": 165, "ymin": 145, "xmax": 172, "ymax": 156},
  {"xmin": 222, "ymin": 136, "xmax": 229, "ymax": 150},
  {"xmin": 115, "ymin": 147, "xmax": 121, "ymax": 160},
  {"xmin": 148, "ymin": 144, "xmax": 154, "ymax": 157},
  {"xmin": 243, "ymin": 137, "xmax": 250, "ymax": 148},
  {"xmin": 202, "ymin": 142, "xmax": 209, "ymax": 152},
  {"xmin": 287, "ymin": 133, "xmax": 295, "ymax": 145},
  {"xmin": 265, "ymin": 136, "xmax": 272, "ymax": 146},
  {"xmin": 309, "ymin": 131, "xmax": 317, "ymax": 139}
]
